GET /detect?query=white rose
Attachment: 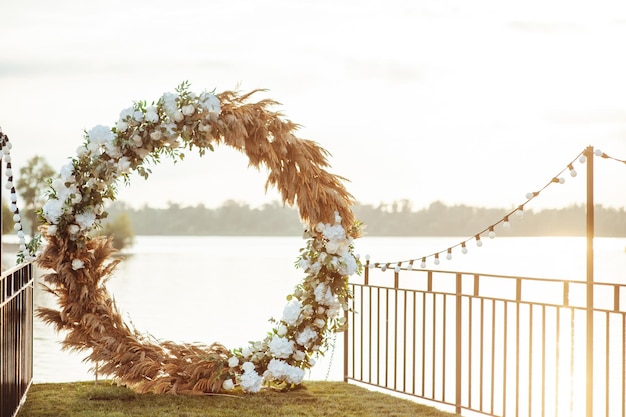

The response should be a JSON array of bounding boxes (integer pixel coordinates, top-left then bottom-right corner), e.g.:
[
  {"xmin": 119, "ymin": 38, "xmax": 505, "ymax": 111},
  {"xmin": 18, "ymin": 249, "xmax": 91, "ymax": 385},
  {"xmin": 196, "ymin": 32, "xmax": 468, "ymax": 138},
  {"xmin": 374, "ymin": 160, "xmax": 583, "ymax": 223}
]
[
  {"xmin": 68, "ymin": 224, "xmax": 80, "ymax": 235},
  {"xmin": 222, "ymin": 379, "xmax": 234, "ymax": 390},
  {"xmin": 71, "ymin": 259, "xmax": 84, "ymax": 270},
  {"xmin": 145, "ymin": 106, "xmax": 159, "ymax": 123},
  {"xmin": 150, "ymin": 131, "xmax": 162, "ymax": 141},
  {"xmin": 227, "ymin": 357, "xmax": 239, "ymax": 368},
  {"xmin": 182, "ymin": 104, "xmax": 195, "ymax": 116}
]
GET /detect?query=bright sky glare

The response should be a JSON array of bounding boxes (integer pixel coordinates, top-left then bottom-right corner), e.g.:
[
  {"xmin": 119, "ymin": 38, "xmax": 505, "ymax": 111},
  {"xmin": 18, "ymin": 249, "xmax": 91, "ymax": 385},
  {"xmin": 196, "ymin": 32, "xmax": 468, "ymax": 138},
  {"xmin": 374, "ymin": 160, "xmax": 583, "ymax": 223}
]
[{"xmin": 1, "ymin": 0, "xmax": 625, "ymax": 211}]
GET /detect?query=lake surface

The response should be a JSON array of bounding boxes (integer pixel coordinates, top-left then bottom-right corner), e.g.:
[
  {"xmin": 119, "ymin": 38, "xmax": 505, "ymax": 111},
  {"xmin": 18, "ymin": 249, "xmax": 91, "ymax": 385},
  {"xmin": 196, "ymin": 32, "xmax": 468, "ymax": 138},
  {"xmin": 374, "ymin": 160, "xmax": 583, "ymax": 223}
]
[{"xmin": 3, "ymin": 235, "xmax": 625, "ymax": 384}]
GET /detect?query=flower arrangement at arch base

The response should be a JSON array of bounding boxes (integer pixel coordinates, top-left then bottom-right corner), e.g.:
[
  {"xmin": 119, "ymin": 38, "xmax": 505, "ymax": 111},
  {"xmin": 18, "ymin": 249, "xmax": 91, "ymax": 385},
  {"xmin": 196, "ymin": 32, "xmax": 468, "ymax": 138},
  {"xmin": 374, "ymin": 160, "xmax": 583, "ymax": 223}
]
[{"xmin": 26, "ymin": 82, "xmax": 362, "ymax": 394}]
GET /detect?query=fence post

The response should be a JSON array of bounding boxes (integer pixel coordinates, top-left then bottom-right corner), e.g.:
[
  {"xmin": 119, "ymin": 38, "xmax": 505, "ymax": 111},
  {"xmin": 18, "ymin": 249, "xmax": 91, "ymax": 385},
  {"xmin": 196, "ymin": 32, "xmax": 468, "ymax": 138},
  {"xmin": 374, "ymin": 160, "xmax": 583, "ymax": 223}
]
[{"xmin": 585, "ymin": 146, "xmax": 595, "ymax": 417}]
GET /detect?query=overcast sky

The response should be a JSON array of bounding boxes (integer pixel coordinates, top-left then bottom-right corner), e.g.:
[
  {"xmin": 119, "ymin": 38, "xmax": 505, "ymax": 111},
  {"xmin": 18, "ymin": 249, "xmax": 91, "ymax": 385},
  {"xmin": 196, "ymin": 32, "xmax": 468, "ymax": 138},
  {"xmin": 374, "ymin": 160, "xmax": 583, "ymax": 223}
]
[{"xmin": 1, "ymin": 0, "xmax": 625, "ymax": 211}]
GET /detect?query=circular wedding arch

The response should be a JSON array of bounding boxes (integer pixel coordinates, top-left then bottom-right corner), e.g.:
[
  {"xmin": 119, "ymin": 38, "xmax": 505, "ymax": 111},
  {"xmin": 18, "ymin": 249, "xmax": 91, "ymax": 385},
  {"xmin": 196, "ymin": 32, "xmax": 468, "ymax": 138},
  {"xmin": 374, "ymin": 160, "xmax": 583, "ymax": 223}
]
[{"xmin": 34, "ymin": 83, "xmax": 362, "ymax": 394}]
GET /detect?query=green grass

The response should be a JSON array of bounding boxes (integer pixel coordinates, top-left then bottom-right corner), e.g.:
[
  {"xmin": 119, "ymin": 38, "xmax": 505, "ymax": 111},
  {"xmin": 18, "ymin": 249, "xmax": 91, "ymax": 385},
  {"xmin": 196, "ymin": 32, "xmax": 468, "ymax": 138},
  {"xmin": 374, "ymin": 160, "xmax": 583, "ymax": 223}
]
[{"xmin": 17, "ymin": 381, "xmax": 460, "ymax": 417}]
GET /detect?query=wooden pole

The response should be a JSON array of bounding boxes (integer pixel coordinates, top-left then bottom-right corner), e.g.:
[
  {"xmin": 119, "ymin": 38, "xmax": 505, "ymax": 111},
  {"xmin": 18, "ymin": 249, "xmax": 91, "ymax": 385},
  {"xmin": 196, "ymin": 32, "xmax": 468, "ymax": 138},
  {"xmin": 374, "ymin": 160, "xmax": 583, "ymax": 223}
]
[{"xmin": 585, "ymin": 146, "xmax": 594, "ymax": 417}]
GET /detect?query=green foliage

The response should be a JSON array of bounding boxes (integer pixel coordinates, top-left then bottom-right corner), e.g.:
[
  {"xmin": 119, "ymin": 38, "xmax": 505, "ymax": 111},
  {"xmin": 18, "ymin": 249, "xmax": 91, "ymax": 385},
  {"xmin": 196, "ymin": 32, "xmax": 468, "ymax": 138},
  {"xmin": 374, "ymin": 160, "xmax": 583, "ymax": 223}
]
[
  {"xmin": 17, "ymin": 381, "xmax": 459, "ymax": 417},
  {"xmin": 1, "ymin": 198, "xmax": 13, "ymax": 234},
  {"xmin": 15, "ymin": 155, "xmax": 55, "ymax": 235},
  {"xmin": 99, "ymin": 212, "xmax": 135, "ymax": 250}
]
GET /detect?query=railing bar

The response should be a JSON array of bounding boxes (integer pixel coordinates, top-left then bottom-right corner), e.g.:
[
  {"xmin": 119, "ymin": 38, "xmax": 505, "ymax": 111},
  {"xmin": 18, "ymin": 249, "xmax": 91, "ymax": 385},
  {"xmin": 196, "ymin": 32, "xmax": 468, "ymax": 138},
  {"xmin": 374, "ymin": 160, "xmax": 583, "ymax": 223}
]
[
  {"xmin": 490, "ymin": 300, "xmax": 496, "ymax": 415},
  {"xmin": 516, "ymin": 300, "xmax": 520, "ymax": 417},
  {"xmin": 622, "ymin": 313, "xmax": 625, "ymax": 417},
  {"xmin": 385, "ymin": 288, "xmax": 389, "ymax": 388},
  {"xmin": 529, "ymin": 305, "xmax": 534, "ymax": 417},
  {"xmin": 368, "ymin": 286, "xmax": 373, "ymax": 384},
  {"xmin": 432, "ymin": 294, "xmax": 437, "ymax": 400},
  {"xmin": 468, "ymin": 296, "xmax": 474, "ymax": 409},
  {"xmin": 479, "ymin": 298, "xmax": 484, "ymax": 412},
  {"xmin": 421, "ymin": 292, "xmax": 426, "ymax": 398},
  {"xmin": 502, "ymin": 301, "xmax": 508, "ymax": 417},
  {"xmin": 442, "ymin": 294, "xmax": 447, "ymax": 403},
  {"xmin": 403, "ymin": 290, "xmax": 407, "ymax": 392},
  {"xmin": 393, "ymin": 287, "xmax": 398, "ymax": 391},
  {"xmin": 377, "ymin": 287, "xmax": 381, "ymax": 386},
  {"xmin": 358, "ymin": 285, "xmax": 362, "ymax": 380},
  {"xmin": 605, "ymin": 311, "xmax": 609, "ymax": 417},
  {"xmin": 541, "ymin": 305, "xmax": 546, "ymax": 417},
  {"xmin": 0, "ymin": 278, "xmax": 34, "ymax": 309},
  {"xmin": 555, "ymin": 307, "xmax": 561, "ymax": 417},
  {"xmin": 412, "ymin": 291, "xmax": 417, "ymax": 395}
]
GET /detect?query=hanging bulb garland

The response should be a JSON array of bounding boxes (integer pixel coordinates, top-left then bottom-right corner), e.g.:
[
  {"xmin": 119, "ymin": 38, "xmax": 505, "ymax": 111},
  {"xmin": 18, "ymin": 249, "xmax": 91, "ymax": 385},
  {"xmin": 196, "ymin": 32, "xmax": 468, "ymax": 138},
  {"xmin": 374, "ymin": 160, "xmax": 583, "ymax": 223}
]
[
  {"xmin": 0, "ymin": 128, "xmax": 34, "ymax": 262},
  {"xmin": 364, "ymin": 146, "xmax": 612, "ymax": 270}
]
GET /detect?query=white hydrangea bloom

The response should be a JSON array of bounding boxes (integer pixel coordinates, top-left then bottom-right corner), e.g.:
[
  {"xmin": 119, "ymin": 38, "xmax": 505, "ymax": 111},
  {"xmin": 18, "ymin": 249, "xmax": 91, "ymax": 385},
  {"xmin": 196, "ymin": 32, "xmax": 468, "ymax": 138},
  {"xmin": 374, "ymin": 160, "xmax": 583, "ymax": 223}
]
[
  {"xmin": 75, "ymin": 210, "xmax": 96, "ymax": 230},
  {"xmin": 296, "ymin": 326, "xmax": 317, "ymax": 347},
  {"xmin": 222, "ymin": 379, "xmax": 234, "ymax": 390},
  {"xmin": 282, "ymin": 299, "xmax": 302, "ymax": 326},
  {"xmin": 240, "ymin": 368, "xmax": 262, "ymax": 393},
  {"xmin": 60, "ymin": 162, "xmax": 75, "ymax": 181},
  {"xmin": 42, "ymin": 199, "xmax": 64, "ymax": 224},
  {"xmin": 263, "ymin": 359, "xmax": 305, "ymax": 385},
  {"xmin": 145, "ymin": 106, "xmax": 159, "ymax": 123},
  {"xmin": 269, "ymin": 336, "xmax": 294, "ymax": 359}
]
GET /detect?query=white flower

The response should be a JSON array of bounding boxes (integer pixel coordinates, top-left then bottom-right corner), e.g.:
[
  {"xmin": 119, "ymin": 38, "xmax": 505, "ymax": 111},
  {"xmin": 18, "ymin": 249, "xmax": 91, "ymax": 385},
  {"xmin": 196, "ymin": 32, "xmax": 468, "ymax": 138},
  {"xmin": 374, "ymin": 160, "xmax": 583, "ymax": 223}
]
[
  {"xmin": 118, "ymin": 156, "xmax": 131, "ymax": 173},
  {"xmin": 293, "ymin": 350, "xmax": 305, "ymax": 361},
  {"xmin": 116, "ymin": 120, "xmax": 128, "ymax": 132},
  {"xmin": 314, "ymin": 282, "xmax": 335, "ymax": 306},
  {"xmin": 263, "ymin": 359, "xmax": 305, "ymax": 385},
  {"xmin": 60, "ymin": 162, "xmax": 75, "ymax": 181},
  {"xmin": 68, "ymin": 224, "xmax": 80, "ymax": 235},
  {"xmin": 75, "ymin": 210, "xmax": 97, "ymax": 230},
  {"xmin": 145, "ymin": 106, "xmax": 159, "ymax": 123},
  {"xmin": 296, "ymin": 327, "xmax": 317, "ymax": 347},
  {"xmin": 42, "ymin": 199, "xmax": 64, "ymax": 224},
  {"xmin": 133, "ymin": 110, "xmax": 144, "ymax": 122},
  {"xmin": 150, "ymin": 131, "xmax": 162, "ymax": 141},
  {"xmin": 322, "ymin": 224, "xmax": 345, "ymax": 241},
  {"xmin": 222, "ymin": 379, "xmax": 234, "ymax": 390},
  {"xmin": 241, "ymin": 361, "xmax": 255, "ymax": 373},
  {"xmin": 173, "ymin": 111, "xmax": 184, "ymax": 122},
  {"xmin": 47, "ymin": 225, "xmax": 57, "ymax": 236},
  {"xmin": 199, "ymin": 92, "xmax": 221, "ymax": 115},
  {"xmin": 71, "ymin": 259, "xmax": 84, "ymax": 270},
  {"xmin": 182, "ymin": 104, "xmax": 195, "ymax": 116},
  {"xmin": 282, "ymin": 299, "xmax": 302, "ymax": 326},
  {"xmin": 241, "ymin": 346, "xmax": 252, "ymax": 358},
  {"xmin": 269, "ymin": 336, "xmax": 294, "ymax": 359},
  {"xmin": 276, "ymin": 324, "xmax": 287, "ymax": 336},
  {"xmin": 308, "ymin": 357, "xmax": 316, "ymax": 366},
  {"xmin": 314, "ymin": 318, "xmax": 326, "ymax": 329},
  {"xmin": 228, "ymin": 356, "xmax": 239, "ymax": 368},
  {"xmin": 119, "ymin": 107, "xmax": 134, "ymax": 121},
  {"xmin": 338, "ymin": 254, "xmax": 358, "ymax": 276},
  {"xmin": 240, "ymin": 368, "xmax": 262, "ymax": 393},
  {"xmin": 104, "ymin": 141, "xmax": 122, "ymax": 158},
  {"xmin": 87, "ymin": 125, "xmax": 115, "ymax": 145}
]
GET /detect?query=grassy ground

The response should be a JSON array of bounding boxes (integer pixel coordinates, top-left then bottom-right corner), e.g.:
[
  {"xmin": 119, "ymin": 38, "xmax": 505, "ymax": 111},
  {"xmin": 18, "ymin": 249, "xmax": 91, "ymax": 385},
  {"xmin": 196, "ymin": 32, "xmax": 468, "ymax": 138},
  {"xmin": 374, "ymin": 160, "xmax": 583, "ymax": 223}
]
[{"xmin": 17, "ymin": 381, "xmax": 460, "ymax": 417}]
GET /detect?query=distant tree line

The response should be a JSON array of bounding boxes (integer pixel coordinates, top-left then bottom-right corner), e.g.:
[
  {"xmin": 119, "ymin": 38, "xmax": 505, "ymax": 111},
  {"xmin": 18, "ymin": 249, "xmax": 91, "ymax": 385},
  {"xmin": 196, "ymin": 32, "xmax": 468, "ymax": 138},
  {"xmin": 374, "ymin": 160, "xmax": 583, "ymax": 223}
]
[{"xmin": 105, "ymin": 199, "xmax": 626, "ymax": 237}]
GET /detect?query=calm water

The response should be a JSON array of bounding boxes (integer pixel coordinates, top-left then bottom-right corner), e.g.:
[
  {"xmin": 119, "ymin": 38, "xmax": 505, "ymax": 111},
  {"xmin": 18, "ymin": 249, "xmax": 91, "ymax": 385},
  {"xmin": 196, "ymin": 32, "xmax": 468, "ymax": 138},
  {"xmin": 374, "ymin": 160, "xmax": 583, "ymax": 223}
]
[{"xmin": 4, "ymin": 235, "xmax": 625, "ymax": 384}]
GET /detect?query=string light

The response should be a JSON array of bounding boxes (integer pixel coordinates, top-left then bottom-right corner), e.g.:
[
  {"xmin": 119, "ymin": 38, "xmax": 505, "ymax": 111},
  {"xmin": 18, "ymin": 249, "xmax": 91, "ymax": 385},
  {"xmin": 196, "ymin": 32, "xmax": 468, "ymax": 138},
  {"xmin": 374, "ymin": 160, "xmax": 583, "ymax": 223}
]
[
  {"xmin": 366, "ymin": 146, "xmax": 626, "ymax": 272},
  {"xmin": 1, "ymin": 129, "xmax": 27, "ymax": 255}
]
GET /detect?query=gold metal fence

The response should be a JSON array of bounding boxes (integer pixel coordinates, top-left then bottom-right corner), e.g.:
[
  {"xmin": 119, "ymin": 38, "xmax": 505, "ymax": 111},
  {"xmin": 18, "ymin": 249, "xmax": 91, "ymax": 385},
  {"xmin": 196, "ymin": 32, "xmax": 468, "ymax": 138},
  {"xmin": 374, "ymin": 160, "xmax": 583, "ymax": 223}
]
[{"xmin": 344, "ymin": 262, "xmax": 626, "ymax": 417}]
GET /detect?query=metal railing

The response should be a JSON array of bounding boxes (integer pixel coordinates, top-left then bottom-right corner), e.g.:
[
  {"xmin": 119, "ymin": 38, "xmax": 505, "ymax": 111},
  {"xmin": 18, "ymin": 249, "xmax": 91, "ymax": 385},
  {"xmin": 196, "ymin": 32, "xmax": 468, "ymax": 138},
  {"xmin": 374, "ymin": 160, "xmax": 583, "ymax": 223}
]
[
  {"xmin": 1, "ymin": 262, "xmax": 34, "ymax": 417},
  {"xmin": 344, "ymin": 264, "xmax": 626, "ymax": 417}
]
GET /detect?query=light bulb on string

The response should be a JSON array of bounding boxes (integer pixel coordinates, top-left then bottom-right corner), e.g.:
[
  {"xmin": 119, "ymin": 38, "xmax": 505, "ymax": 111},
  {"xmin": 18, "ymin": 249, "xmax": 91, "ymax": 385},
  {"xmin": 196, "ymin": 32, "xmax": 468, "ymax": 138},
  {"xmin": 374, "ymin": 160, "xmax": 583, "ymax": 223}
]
[
  {"xmin": 434, "ymin": 253, "xmax": 440, "ymax": 265},
  {"xmin": 552, "ymin": 177, "xmax": 565, "ymax": 184},
  {"xmin": 446, "ymin": 248, "xmax": 452, "ymax": 260},
  {"xmin": 420, "ymin": 257, "xmax": 426, "ymax": 269},
  {"xmin": 502, "ymin": 216, "xmax": 510, "ymax": 230},
  {"xmin": 568, "ymin": 164, "xmax": 577, "ymax": 177},
  {"xmin": 461, "ymin": 242, "xmax": 468, "ymax": 254},
  {"xmin": 407, "ymin": 260, "xmax": 414, "ymax": 271},
  {"xmin": 579, "ymin": 154, "xmax": 586, "ymax": 163},
  {"xmin": 488, "ymin": 227, "xmax": 496, "ymax": 239},
  {"xmin": 594, "ymin": 148, "xmax": 604, "ymax": 157},
  {"xmin": 394, "ymin": 264, "xmax": 401, "ymax": 273},
  {"xmin": 516, "ymin": 205, "xmax": 524, "ymax": 218},
  {"xmin": 476, "ymin": 235, "xmax": 483, "ymax": 247},
  {"xmin": 525, "ymin": 191, "xmax": 538, "ymax": 200},
  {"xmin": 381, "ymin": 263, "xmax": 388, "ymax": 272}
]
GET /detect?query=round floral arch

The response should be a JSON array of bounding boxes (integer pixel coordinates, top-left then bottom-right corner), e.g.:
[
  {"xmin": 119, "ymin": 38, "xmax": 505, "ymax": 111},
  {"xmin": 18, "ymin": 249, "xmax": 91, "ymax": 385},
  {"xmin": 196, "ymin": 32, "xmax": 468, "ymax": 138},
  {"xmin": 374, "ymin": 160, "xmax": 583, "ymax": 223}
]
[{"xmin": 32, "ymin": 83, "xmax": 362, "ymax": 394}]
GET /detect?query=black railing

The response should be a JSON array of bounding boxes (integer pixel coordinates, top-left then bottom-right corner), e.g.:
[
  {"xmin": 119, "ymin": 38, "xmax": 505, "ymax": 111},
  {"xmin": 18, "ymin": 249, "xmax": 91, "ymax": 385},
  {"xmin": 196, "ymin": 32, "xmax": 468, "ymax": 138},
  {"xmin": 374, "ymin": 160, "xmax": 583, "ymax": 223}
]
[{"xmin": 1, "ymin": 262, "xmax": 34, "ymax": 417}]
